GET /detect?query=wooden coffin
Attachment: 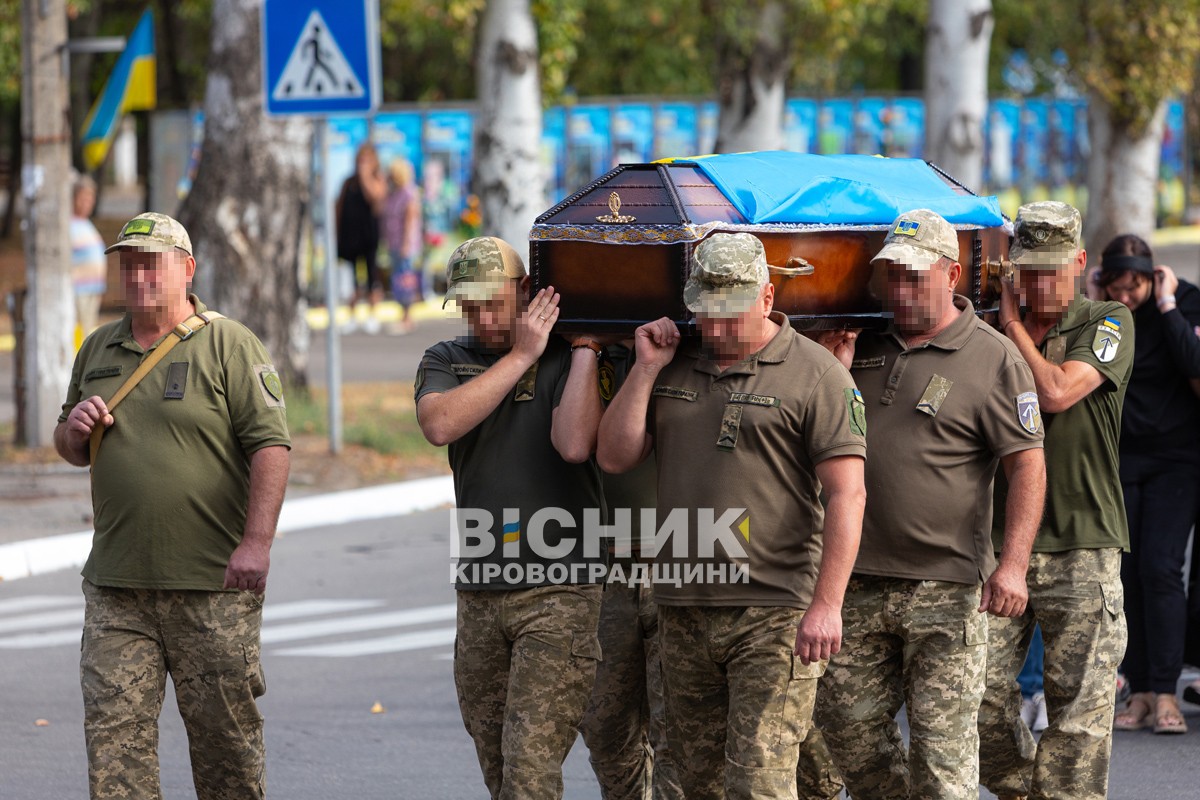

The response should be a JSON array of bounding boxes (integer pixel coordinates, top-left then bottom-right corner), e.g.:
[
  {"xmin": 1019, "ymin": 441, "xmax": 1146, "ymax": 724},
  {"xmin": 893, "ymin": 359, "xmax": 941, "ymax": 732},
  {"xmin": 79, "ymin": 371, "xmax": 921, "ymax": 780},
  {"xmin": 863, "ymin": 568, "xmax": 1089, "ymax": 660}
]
[{"xmin": 529, "ymin": 157, "xmax": 1011, "ymax": 333}]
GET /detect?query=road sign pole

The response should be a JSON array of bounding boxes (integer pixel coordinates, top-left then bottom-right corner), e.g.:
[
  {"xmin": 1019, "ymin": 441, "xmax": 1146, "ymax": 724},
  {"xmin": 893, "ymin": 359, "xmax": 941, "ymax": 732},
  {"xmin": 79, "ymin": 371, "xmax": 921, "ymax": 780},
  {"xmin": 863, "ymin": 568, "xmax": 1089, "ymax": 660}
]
[
  {"xmin": 263, "ymin": 0, "xmax": 380, "ymax": 455},
  {"xmin": 319, "ymin": 120, "xmax": 343, "ymax": 454}
]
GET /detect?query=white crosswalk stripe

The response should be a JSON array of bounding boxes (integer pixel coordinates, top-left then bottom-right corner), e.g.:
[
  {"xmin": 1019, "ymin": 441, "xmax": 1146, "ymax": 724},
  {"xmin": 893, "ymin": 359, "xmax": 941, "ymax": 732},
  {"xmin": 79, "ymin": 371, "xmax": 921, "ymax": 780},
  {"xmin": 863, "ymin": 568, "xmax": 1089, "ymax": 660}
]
[
  {"xmin": 0, "ymin": 595, "xmax": 81, "ymax": 615},
  {"xmin": 0, "ymin": 596, "xmax": 454, "ymax": 658}
]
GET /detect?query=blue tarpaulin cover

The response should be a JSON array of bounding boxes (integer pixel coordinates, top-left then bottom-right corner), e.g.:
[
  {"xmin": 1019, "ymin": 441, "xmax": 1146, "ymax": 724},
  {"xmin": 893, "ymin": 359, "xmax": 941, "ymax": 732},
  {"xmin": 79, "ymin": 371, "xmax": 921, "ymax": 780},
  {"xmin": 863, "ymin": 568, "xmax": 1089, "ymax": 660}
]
[{"xmin": 686, "ymin": 151, "xmax": 1005, "ymax": 227}]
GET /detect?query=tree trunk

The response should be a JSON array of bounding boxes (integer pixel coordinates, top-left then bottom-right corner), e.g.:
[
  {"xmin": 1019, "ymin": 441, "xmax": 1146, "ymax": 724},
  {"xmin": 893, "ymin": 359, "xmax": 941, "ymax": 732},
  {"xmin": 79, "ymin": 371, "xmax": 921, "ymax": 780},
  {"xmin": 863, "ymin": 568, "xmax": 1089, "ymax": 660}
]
[
  {"xmin": 1083, "ymin": 94, "xmax": 1166, "ymax": 257},
  {"xmin": 713, "ymin": 1, "xmax": 788, "ymax": 153},
  {"xmin": 20, "ymin": 0, "xmax": 73, "ymax": 447},
  {"xmin": 474, "ymin": 0, "xmax": 545, "ymax": 253},
  {"xmin": 155, "ymin": 0, "xmax": 189, "ymax": 108},
  {"xmin": 924, "ymin": 0, "xmax": 992, "ymax": 193},
  {"xmin": 176, "ymin": 0, "xmax": 312, "ymax": 389}
]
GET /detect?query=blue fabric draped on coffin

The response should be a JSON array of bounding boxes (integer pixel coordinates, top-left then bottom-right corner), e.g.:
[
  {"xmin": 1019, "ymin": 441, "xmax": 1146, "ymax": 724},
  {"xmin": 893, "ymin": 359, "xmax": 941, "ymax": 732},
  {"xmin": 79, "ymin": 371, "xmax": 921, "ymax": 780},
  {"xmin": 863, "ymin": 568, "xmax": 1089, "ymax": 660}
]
[{"xmin": 687, "ymin": 151, "xmax": 1004, "ymax": 227}]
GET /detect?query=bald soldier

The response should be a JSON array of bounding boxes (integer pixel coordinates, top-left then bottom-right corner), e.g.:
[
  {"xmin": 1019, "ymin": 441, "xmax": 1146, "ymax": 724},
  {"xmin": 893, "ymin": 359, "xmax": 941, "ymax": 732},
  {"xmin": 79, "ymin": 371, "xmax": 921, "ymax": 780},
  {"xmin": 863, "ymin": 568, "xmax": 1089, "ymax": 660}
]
[
  {"xmin": 979, "ymin": 202, "xmax": 1134, "ymax": 800},
  {"xmin": 598, "ymin": 232, "xmax": 866, "ymax": 800},
  {"xmin": 813, "ymin": 209, "xmax": 1046, "ymax": 800}
]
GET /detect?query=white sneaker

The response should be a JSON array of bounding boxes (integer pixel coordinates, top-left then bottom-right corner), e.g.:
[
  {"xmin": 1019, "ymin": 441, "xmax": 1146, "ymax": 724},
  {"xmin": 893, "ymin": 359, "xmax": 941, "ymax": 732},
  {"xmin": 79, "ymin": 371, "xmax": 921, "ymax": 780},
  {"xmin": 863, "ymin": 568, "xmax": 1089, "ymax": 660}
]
[
  {"xmin": 1020, "ymin": 696, "xmax": 1038, "ymax": 728},
  {"xmin": 1031, "ymin": 692, "xmax": 1049, "ymax": 732},
  {"xmin": 362, "ymin": 316, "xmax": 382, "ymax": 335}
]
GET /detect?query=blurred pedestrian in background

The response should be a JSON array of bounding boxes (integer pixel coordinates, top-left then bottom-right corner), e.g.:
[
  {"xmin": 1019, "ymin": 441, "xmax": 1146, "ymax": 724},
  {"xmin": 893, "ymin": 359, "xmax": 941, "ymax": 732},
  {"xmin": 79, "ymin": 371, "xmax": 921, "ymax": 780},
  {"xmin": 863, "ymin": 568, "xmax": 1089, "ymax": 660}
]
[
  {"xmin": 1096, "ymin": 234, "xmax": 1200, "ymax": 735},
  {"xmin": 383, "ymin": 158, "xmax": 423, "ymax": 335},
  {"xmin": 70, "ymin": 173, "xmax": 107, "ymax": 345},
  {"xmin": 335, "ymin": 143, "xmax": 387, "ymax": 333}
]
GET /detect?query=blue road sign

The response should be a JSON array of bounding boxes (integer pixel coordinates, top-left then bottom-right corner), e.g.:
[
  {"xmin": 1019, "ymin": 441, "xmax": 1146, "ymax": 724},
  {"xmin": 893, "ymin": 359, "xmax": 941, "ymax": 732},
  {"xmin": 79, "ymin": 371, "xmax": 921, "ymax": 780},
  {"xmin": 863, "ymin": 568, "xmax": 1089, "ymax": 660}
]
[{"xmin": 262, "ymin": 0, "xmax": 380, "ymax": 116}]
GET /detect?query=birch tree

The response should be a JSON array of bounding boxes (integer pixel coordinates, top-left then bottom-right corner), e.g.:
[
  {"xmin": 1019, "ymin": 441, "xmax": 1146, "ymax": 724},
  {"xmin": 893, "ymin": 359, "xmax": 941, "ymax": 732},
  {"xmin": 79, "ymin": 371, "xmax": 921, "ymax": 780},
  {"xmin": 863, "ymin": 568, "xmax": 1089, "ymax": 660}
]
[
  {"xmin": 709, "ymin": 0, "xmax": 789, "ymax": 152},
  {"xmin": 703, "ymin": 0, "xmax": 892, "ymax": 154},
  {"xmin": 474, "ymin": 0, "xmax": 545, "ymax": 249},
  {"xmin": 176, "ymin": 0, "xmax": 312, "ymax": 387},
  {"xmin": 925, "ymin": 0, "xmax": 993, "ymax": 192}
]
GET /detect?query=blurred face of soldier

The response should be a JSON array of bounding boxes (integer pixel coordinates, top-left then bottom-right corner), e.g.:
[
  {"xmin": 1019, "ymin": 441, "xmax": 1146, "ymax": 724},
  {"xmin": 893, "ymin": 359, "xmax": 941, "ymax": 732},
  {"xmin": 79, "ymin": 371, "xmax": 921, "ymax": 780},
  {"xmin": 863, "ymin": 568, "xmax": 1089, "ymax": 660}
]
[
  {"xmin": 458, "ymin": 277, "xmax": 527, "ymax": 349},
  {"xmin": 880, "ymin": 257, "xmax": 961, "ymax": 335},
  {"xmin": 119, "ymin": 248, "xmax": 195, "ymax": 316},
  {"xmin": 1103, "ymin": 270, "xmax": 1153, "ymax": 311},
  {"xmin": 1014, "ymin": 249, "xmax": 1087, "ymax": 319},
  {"xmin": 694, "ymin": 282, "xmax": 775, "ymax": 363}
]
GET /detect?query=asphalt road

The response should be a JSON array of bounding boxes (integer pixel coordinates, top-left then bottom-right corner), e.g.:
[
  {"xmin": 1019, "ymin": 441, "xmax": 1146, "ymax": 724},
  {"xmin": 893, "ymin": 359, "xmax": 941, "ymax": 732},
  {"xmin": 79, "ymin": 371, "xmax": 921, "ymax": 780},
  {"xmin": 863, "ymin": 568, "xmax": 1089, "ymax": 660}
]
[
  {"xmin": 0, "ymin": 509, "xmax": 600, "ymax": 800},
  {"xmin": 3, "ymin": 508, "xmax": 1199, "ymax": 799}
]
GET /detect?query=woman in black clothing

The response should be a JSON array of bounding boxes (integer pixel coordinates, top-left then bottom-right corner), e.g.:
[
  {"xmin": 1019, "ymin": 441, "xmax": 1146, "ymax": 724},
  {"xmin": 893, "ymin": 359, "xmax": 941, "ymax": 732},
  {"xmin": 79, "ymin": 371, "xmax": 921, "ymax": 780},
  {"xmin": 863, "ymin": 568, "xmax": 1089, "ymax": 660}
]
[
  {"xmin": 335, "ymin": 143, "xmax": 388, "ymax": 332},
  {"xmin": 1097, "ymin": 234, "xmax": 1200, "ymax": 735}
]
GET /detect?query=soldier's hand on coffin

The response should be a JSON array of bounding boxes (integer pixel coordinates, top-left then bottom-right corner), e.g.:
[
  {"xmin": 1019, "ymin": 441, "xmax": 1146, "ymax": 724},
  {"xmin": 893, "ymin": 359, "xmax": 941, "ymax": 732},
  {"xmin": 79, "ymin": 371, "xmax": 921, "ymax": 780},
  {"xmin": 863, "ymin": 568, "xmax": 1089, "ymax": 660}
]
[
  {"xmin": 998, "ymin": 275, "xmax": 1021, "ymax": 330},
  {"xmin": 564, "ymin": 332, "xmax": 624, "ymax": 348},
  {"xmin": 633, "ymin": 317, "xmax": 680, "ymax": 371},
  {"xmin": 514, "ymin": 286, "xmax": 560, "ymax": 360},
  {"xmin": 813, "ymin": 329, "xmax": 860, "ymax": 370}
]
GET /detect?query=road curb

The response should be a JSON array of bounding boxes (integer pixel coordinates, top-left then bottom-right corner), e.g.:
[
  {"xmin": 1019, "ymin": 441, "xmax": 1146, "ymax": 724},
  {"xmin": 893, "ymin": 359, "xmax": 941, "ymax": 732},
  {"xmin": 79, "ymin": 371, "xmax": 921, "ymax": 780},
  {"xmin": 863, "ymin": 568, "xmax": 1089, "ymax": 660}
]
[{"xmin": 0, "ymin": 475, "xmax": 455, "ymax": 583}]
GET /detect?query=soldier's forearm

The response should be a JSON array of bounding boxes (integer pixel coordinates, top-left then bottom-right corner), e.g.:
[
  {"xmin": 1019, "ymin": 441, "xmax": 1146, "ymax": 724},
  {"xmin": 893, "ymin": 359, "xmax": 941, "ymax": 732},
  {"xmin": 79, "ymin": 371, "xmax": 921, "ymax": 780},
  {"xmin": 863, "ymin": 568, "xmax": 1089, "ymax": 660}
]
[{"xmin": 242, "ymin": 445, "xmax": 290, "ymax": 547}]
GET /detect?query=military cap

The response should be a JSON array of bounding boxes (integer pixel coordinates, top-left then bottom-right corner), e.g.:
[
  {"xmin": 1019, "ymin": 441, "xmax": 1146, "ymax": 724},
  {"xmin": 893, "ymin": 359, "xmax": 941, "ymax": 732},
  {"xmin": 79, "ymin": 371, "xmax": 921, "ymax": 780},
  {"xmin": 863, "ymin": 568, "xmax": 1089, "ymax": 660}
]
[
  {"xmin": 105, "ymin": 212, "xmax": 193, "ymax": 256},
  {"xmin": 442, "ymin": 236, "xmax": 527, "ymax": 308},
  {"xmin": 684, "ymin": 232, "xmax": 769, "ymax": 315},
  {"xmin": 871, "ymin": 208, "xmax": 959, "ymax": 270},
  {"xmin": 1010, "ymin": 201, "xmax": 1082, "ymax": 268}
]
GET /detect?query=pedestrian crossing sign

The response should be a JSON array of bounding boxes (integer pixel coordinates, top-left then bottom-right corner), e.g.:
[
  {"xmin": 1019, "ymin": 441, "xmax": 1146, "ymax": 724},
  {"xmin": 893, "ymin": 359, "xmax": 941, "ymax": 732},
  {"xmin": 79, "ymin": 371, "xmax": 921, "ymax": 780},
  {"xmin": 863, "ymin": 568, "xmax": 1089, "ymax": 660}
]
[{"xmin": 263, "ymin": 0, "xmax": 380, "ymax": 116}]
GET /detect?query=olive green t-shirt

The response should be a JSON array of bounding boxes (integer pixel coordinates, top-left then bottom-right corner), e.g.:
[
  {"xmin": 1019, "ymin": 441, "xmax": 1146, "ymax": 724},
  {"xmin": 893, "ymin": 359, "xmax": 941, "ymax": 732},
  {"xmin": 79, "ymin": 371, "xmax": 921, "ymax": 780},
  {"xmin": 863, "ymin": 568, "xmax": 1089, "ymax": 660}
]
[
  {"xmin": 992, "ymin": 296, "xmax": 1134, "ymax": 553},
  {"xmin": 851, "ymin": 298, "xmax": 1044, "ymax": 584},
  {"xmin": 649, "ymin": 313, "xmax": 867, "ymax": 608},
  {"xmin": 416, "ymin": 337, "xmax": 605, "ymax": 590},
  {"xmin": 60, "ymin": 297, "xmax": 291, "ymax": 590},
  {"xmin": 600, "ymin": 343, "xmax": 657, "ymax": 553}
]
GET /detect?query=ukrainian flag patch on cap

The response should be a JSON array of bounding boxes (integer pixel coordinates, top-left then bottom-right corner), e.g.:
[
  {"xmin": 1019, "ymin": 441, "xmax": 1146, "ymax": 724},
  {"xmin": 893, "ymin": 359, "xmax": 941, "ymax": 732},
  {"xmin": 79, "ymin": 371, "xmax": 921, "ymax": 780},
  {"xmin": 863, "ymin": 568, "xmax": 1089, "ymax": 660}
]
[
  {"xmin": 121, "ymin": 218, "xmax": 155, "ymax": 237},
  {"xmin": 893, "ymin": 219, "xmax": 920, "ymax": 237}
]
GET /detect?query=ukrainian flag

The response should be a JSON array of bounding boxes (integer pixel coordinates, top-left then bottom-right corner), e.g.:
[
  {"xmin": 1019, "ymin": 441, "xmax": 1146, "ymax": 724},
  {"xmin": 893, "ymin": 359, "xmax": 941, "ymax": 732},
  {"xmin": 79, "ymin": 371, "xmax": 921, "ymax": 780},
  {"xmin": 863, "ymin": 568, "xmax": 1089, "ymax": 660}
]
[{"xmin": 80, "ymin": 9, "xmax": 156, "ymax": 171}]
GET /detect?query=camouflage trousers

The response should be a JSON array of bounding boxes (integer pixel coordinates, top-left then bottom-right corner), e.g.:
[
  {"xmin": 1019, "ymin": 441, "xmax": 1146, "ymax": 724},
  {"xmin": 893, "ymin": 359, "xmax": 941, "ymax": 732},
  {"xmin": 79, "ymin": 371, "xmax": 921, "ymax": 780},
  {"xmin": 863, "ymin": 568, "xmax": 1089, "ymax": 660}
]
[
  {"xmin": 658, "ymin": 604, "xmax": 822, "ymax": 800},
  {"xmin": 578, "ymin": 570, "xmax": 684, "ymax": 800},
  {"xmin": 978, "ymin": 548, "xmax": 1126, "ymax": 800},
  {"xmin": 80, "ymin": 579, "xmax": 266, "ymax": 800},
  {"xmin": 795, "ymin": 728, "xmax": 844, "ymax": 800},
  {"xmin": 455, "ymin": 583, "xmax": 603, "ymax": 800},
  {"xmin": 815, "ymin": 575, "xmax": 987, "ymax": 800}
]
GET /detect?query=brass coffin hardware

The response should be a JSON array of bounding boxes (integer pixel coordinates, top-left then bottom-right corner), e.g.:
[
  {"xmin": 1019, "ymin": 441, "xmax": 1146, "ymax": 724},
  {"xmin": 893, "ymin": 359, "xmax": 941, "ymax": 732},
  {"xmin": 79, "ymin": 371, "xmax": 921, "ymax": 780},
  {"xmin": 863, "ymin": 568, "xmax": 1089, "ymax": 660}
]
[{"xmin": 768, "ymin": 256, "xmax": 816, "ymax": 277}]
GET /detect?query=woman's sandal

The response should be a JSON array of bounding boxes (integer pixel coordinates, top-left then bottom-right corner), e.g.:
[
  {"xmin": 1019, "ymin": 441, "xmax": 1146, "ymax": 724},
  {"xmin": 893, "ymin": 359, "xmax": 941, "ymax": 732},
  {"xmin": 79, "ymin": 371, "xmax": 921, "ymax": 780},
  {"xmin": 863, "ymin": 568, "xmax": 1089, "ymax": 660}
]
[
  {"xmin": 1113, "ymin": 692, "xmax": 1154, "ymax": 731},
  {"xmin": 1153, "ymin": 694, "xmax": 1188, "ymax": 735}
]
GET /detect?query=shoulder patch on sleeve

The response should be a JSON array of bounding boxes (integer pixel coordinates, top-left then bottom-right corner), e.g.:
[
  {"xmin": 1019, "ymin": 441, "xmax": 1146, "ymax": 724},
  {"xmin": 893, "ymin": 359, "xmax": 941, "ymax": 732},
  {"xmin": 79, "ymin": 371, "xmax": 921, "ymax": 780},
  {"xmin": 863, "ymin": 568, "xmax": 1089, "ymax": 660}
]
[
  {"xmin": 1015, "ymin": 391, "xmax": 1041, "ymax": 434},
  {"xmin": 1091, "ymin": 323, "xmax": 1121, "ymax": 363},
  {"xmin": 253, "ymin": 364, "xmax": 285, "ymax": 408},
  {"xmin": 845, "ymin": 387, "xmax": 866, "ymax": 436}
]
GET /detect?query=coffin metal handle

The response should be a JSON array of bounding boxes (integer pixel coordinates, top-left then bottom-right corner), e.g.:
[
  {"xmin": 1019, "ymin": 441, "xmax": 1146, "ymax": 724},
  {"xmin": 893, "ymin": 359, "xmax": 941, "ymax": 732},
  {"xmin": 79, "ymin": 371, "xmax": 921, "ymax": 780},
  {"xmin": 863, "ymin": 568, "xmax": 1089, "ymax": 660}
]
[
  {"xmin": 983, "ymin": 258, "xmax": 1014, "ymax": 296},
  {"xmin": 768, "ymin": 256, "xmax": 815, "ymax": 277}
]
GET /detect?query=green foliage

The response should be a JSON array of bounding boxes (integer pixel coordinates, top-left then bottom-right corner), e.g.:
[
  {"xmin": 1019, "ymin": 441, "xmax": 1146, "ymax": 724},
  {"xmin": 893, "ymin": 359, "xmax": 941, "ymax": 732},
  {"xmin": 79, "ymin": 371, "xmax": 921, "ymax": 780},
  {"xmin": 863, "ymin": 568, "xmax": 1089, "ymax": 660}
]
[
  {"xmin": 565, "ymin": 0, "xmax": 709, "ymax": 97},
  {"xmin": 0, "ymin": 0, "xmax": 20, "ymax": 101},
  {"xmin": 992, "ymin": 0, "xmax": 1200, "ymax": 136},
  {"xmin": 1071, "ymin": 0, "xmax": 1200, "ymax": 135},
  {"xmin": 788, "ymin": 0, "xmax": 919, "ymax": 93},
  {"xmin": 380, "ymin": 0, "xmax": 482, "ymax": 101},
  {"xmin": 532, "ymin": 0, "xmax": 584, "ymax": 102}
]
